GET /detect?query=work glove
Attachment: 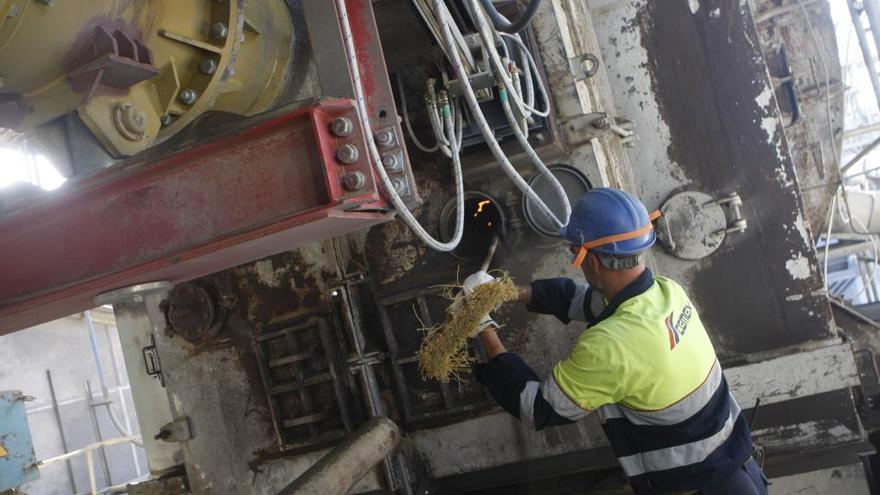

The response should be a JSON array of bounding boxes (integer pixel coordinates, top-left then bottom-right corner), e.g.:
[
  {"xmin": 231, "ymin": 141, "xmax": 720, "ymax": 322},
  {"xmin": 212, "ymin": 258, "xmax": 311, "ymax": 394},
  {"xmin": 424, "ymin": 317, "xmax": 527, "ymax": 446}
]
[
  {"xmin": 462, "ymin": 270, "xmax": 495, "ymax": 295},
  {"xmin": 461, "ymin": 271, "xmax": 497, "ymax": 336}
]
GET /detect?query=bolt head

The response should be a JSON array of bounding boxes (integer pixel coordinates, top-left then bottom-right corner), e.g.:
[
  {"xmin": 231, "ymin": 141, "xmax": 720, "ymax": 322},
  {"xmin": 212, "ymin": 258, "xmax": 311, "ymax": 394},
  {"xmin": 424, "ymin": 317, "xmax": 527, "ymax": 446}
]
[
  {"xmin": 199, "ymin": 59, "xmax": 218, "ymax": 75},
  {"xmin": 375, "ymin": 129, "xmax": 395, "ymax": 147},
  {"xmin": 330, "ymin": 117, "xmax": 354, "ymax": 137},
  {"xmin": 382, "ymin": 154, "xmax": 403, "ymax": 173},
  {"xmin": 343, "ymin": 171, "xmax": 367, "ymax": 191},
  {"xmin": 336, "ymin": 144, "xmax": 360, "ymax": 165},
  {"xmin": 113, "ymin": 103, "xmax": 147, "ymax": 141},
  {"xmin": 179, "ymin": 89, "xmax": 198, "ymax": 105},
  {"xmin": 591, "ymin": 116, "xmax": 609, "ymax": 129},
  {"xmin": 210, "ymin": 22, "xmax": 229, "ymax": 40},
  {"xmin": 391, "ymin": 177, "xmax": 407, "ymax": 194},
  {"xmin": 160, "ymin": 114, "xmax": 173, "ymax": 126}
]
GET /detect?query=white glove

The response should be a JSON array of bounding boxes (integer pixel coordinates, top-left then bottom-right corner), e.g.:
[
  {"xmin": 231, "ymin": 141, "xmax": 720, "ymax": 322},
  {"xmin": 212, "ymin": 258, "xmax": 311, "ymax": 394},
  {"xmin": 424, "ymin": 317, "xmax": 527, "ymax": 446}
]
[
  {"xmin": 462, "ymin": 270, "xmax": 495, "ymax": 295},
  {"xmin": 461, "ymin": 271, "xmax": 497, "ymax": 336}
]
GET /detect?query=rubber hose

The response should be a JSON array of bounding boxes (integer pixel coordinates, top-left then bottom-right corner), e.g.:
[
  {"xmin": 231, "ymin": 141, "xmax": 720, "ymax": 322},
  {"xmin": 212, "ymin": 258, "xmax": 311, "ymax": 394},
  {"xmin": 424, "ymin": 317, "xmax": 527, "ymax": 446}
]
[{"xmin": 476, "ymin": 0, "xmax": 543, "ymax": 33}]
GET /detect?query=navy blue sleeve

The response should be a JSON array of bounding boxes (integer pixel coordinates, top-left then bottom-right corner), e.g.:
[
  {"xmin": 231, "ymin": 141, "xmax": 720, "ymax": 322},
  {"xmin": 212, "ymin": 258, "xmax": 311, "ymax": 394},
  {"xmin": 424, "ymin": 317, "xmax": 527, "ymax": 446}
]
[
  {"xmin": 474, "ymin": 353, "xmax": 574, "ymax": 430},
  {"xmin": 528, "ymin": 278, "xmax": 592, "ymax": 324}
]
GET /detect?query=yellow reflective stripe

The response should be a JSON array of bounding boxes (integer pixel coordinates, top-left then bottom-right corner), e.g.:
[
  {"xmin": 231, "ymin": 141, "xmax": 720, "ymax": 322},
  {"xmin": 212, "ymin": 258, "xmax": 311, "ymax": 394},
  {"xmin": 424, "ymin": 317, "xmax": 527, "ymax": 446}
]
[{"xmin": 0, "ymin": 445, "xmax": 7, "ymax": 458}]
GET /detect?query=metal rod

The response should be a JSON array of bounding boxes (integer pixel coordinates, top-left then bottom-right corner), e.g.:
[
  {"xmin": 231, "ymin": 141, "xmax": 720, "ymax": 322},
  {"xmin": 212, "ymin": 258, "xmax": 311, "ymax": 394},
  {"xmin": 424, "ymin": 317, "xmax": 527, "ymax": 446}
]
[
  {"xmin": 278, "ymin": 417, "xmax": 401, "ymax": 495},
  {"xmin": 85, "ymin": 380, "xmax": 113, "ymax": 487},
  {"xmin": 844, "ymin": 123, "xmax": 880, "ymax": 140},
  {"xmin": 38, "ymin": 436, "xmax": 142, "ymax": 466},
  {"xmin": 85, "ymin": 311, "xmax": 109, "ymax": 392},
  {"xmin": 480, "ymin": 235, "xmax": 500, "ymax": 272},
  {"xmin": 330, "ymin": 237, "xmax": 407, "ymax": 493},
  {"xmin": 87, "ymin": 449, "xmax": 97, "ymax": 495},
  {"xmin": 841, "ymin": 135, "xmax": 880, "ymax": 174},
  {"xmin": 46, "ymin": 369, "xmax": 77, "ymax": 493},
  {"xmin": 829, "ymin": 296, "xmax": 880, "ymax": 327},
  {"xmin": 850, "ymin": 0, "xmax": 880, "ymax": 113}
]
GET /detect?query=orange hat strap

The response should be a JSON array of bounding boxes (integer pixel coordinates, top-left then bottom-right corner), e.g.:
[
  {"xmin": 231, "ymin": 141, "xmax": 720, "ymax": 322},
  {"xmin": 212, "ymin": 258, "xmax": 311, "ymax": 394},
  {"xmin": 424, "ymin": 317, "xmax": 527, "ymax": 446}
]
[{"xmin": 571, "ymin": 211, "xmax": 662, "ymax": 268}]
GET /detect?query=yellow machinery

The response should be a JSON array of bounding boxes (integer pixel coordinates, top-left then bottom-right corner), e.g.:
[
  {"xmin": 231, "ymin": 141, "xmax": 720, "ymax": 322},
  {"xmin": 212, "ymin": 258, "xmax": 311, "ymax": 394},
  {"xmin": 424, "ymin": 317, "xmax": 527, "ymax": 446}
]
[{"xmin": 0, "ymin": 0, "xmax": 294, "ymax": 159}]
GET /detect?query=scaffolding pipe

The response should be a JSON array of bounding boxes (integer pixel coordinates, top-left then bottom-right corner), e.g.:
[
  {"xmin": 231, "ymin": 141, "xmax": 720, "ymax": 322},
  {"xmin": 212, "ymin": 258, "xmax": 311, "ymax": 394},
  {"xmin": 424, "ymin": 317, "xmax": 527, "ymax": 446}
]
[
  {"xmin": 278, "ymin": 417, "xmax": 401, "ymax": 495},
  {"xmin": 851, "ymin": 0, "xmax": 880, "ymax": 113}
]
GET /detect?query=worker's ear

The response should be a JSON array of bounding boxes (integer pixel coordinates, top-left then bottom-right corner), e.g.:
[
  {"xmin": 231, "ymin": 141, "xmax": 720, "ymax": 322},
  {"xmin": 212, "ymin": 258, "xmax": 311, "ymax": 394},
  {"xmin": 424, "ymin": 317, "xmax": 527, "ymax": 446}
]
[{"xmin": 586, "ymin": 251, "xmax": 602, "ymax": 274}]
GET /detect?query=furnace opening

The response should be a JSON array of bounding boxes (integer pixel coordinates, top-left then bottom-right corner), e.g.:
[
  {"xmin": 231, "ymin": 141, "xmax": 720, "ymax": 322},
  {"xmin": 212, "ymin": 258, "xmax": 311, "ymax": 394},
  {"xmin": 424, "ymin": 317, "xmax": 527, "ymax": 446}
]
[{"xmin": 440, "ymin": 192, "xmax": 505, "ymax": 262}]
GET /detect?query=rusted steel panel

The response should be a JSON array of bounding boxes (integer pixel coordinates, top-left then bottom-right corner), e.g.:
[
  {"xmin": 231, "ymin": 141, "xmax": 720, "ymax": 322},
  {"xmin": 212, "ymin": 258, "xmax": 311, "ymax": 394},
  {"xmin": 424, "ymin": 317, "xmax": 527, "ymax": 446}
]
[
  {"xmin": 590, "ymin": 0, "xmax": 834, "ymax": 359},
  {"xmin": 0, "ymin": 99, "xmax": 392, "ymax": 334}
]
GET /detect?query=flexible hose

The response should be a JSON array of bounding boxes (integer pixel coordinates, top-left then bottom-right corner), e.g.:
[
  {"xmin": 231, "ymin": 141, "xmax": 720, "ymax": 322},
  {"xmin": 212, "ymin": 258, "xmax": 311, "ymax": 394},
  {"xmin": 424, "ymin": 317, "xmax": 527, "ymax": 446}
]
[
  {"xmin": 432, "ymin": 0, "xmax": 569, "ymax": 229},
  {"xmin": 472, "ymin": 3, "xmax": 549, "ymax": 118},
  {"xmin": 335, "ymin": 0, "xmax": 465, "ymax": 252},
  {"xmin": 499, "ymin": 32, "xmax": 549, "ymax": 117},
  {"xmin": 476, "ymin": 0, "xmax": 543, "ymax": 33},
  {"xmin": 499, "ymin": 86, "xmax": 571, "ymax": 226},
  {"xmin": 397, "ymin": 77, "xmax": 440, "ymax": 153}
]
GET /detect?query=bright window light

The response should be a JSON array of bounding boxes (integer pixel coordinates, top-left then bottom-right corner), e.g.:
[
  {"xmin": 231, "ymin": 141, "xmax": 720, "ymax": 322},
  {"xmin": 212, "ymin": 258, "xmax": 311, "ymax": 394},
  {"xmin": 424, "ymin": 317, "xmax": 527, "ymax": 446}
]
[{"xmin": 0, "ymin": 146, "xmax": 66, "ymax": 191}]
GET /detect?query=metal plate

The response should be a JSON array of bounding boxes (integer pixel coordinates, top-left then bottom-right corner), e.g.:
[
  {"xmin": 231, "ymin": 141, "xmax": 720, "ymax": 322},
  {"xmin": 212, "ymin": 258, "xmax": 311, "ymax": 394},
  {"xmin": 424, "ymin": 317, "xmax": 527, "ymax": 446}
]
[
  {"xmin": 522, "ymin": 165, "xmax": 592, "ymax": 237},
  {"xmin": 0, "ymin": 99, "xmax": 392, "ymax": 335},
  {"xmin": 656, "ymin": 191, "xmax": 727, "ymax": 260},
  {"xmin": 0, "ymin": 391, "xmax": 39, "ymax": 491}
]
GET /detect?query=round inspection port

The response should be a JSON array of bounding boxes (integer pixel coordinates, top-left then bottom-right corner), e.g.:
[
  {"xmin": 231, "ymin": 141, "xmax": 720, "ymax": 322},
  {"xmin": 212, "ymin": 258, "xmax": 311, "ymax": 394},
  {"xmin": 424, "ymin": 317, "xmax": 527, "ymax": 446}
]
[
  {"xmin": 523, "ymin": 165, "xmax": 592, "ymax": 237},
  {"xmin": 440, "ymin": 192, "xmax": 505, "ymax": 261}
]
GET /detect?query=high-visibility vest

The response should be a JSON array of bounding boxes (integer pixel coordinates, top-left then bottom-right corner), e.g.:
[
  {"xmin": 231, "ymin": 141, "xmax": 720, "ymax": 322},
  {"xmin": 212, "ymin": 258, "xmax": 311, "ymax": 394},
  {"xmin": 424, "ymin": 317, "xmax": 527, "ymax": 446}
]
[{"xmin": 548, "ymin": 277, "xmax": 753, "ymax": 491}]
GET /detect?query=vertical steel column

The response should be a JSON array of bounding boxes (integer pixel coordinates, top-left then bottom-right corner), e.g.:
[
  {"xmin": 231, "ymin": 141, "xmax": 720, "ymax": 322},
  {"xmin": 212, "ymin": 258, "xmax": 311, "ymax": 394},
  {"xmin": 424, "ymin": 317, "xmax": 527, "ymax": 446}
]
[
  {"xmin": 46, "ymin": 370, "xmax": 77, "ymax": 493},
  {"xmin": 852, "ymin": 0, "xmax": 880, "ymax": 112},
  {"xmin": 95, "ymin": 282, "xmax": 180, "ymax": 473}
]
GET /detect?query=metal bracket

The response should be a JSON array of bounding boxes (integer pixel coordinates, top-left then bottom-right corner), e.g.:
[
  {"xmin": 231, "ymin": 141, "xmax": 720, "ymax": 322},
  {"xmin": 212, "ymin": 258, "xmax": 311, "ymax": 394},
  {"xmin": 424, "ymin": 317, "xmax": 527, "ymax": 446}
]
[
  {"xmin": 709, "ymin": 192, "xmax": 748, "ymax": 235},
  {"xmin": 155, "ymin": 416, "xmax": 193, "ymax": 443},
  {"xmin": 142, "ymin": 335, "xmax": 165, "ymax": 387},
  {"xmin": 348, "ymin": 351, "xmax": 386, "ymax": 373},
  {"xmin": 561, "ymin": 112, "xmax": 637, "ymax": 146}
]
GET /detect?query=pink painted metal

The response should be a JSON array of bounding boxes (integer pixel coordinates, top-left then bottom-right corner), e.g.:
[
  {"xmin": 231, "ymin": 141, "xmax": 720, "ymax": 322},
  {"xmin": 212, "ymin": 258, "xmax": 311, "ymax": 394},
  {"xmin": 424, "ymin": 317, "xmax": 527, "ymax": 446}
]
[{"xmin": 0, "ymin": 99, "xmax": 393, "ymax": 334}]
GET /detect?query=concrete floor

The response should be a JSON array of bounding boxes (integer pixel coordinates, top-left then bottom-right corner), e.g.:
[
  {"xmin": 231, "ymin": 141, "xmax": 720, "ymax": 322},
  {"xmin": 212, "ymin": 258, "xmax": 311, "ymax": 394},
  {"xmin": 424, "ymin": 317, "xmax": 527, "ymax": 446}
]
[{"xmin": 771, "ymin": 463, "xmax": 870, "ymax": 495}]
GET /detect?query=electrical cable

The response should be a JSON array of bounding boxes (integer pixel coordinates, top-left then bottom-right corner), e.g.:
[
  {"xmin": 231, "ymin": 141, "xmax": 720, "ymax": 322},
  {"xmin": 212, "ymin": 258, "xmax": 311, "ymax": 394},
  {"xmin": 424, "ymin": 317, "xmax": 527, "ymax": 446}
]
[
  {"xmin": 335, "ymin": 0, "xmax": 465, "ymax": 252},
  {"xmin": 499, "ymin": 32, "xmax": 550, "ymax": 117},
  {"xmin": 499, "ymin": 84, "xmax": 572, "ymax": 224},
  {"xmin": 432, "ymin": 0, "xmax": 569, "ymax": 229},
  {"xmin": 823, "ymin": 193, "xmax": 837, "ymax": 297},
  {"xmin": 473, "ymin": 12, "xmax": 548, "ymax": 118},
  {"xmin": 476, "ymin": 0, "xmax": 543, "ymax": 33}
]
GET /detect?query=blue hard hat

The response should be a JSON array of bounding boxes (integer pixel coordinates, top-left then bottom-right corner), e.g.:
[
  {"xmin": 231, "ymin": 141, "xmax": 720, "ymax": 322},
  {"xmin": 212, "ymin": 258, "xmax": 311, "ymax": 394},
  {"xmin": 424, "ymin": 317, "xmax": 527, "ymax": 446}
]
[{"xmin": 560, "ymin": 188, "xmax": 656, "ymax": 255}]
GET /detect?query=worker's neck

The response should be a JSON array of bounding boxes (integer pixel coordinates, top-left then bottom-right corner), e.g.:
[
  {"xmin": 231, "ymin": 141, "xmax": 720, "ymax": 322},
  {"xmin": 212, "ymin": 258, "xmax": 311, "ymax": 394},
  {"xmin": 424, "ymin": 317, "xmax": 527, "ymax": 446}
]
[{"xmin": 599, "ymin": 265, "xmax": 646, "ymax": 302}]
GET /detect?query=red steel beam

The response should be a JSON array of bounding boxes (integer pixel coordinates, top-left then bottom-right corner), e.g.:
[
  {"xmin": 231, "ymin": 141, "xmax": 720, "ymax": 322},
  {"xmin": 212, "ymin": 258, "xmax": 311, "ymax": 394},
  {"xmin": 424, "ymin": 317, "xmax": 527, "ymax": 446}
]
[{"xmin": 0, "ymin": 99, "xmax": 393, "ymax": 334}]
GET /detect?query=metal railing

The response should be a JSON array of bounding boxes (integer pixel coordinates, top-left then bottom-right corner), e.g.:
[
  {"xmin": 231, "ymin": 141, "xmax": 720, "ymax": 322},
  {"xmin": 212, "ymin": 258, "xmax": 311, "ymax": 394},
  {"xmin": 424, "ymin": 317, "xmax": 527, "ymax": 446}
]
[{"xmin": 36, "ymin": 435, "xmax": 142, "ymax": 495}]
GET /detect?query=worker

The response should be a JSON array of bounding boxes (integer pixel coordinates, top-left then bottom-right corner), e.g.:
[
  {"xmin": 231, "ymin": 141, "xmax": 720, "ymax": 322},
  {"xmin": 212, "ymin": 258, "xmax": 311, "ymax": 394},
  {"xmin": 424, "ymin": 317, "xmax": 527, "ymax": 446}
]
[{"xmin": 463, "ymin": 188, "xmax": 768, "ymax": 494}]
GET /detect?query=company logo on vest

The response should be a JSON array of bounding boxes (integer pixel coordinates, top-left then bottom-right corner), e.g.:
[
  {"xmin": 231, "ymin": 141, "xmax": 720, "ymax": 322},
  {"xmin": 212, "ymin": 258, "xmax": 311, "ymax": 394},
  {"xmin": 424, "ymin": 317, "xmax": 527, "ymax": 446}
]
[{"xmin": 665, "ymin": 304, "xmax": 693, "ymax": 350}]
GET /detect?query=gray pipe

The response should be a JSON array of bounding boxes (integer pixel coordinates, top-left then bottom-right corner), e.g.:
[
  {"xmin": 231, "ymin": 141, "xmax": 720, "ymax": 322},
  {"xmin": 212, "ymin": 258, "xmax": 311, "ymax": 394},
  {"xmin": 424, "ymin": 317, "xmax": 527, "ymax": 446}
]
[{"xmin": 279, "ymin": 417, "xmax": 402, "ymax": 495}]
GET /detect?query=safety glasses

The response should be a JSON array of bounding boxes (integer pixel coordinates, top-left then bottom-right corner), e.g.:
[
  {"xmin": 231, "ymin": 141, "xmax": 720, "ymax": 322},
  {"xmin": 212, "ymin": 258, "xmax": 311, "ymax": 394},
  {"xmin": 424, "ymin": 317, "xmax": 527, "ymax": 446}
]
[{"xmin": 570, "ymin": 211, "xmax": 662, "ymax": 268}]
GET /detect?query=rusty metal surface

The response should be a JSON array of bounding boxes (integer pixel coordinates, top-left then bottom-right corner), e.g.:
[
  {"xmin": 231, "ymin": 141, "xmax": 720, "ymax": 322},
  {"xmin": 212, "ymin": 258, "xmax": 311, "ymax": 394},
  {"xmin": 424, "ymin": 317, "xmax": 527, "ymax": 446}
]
[
  {"xmin": 65, "ymin": 24, "xmax": 158, "ymax": 99},
  {"xmin": 303, "ymin": 0, "xmax": 420, "ymax": 209},
  {"xmin": 0, "ymin": 99, "xmax": 391, "ymax": 335}
]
